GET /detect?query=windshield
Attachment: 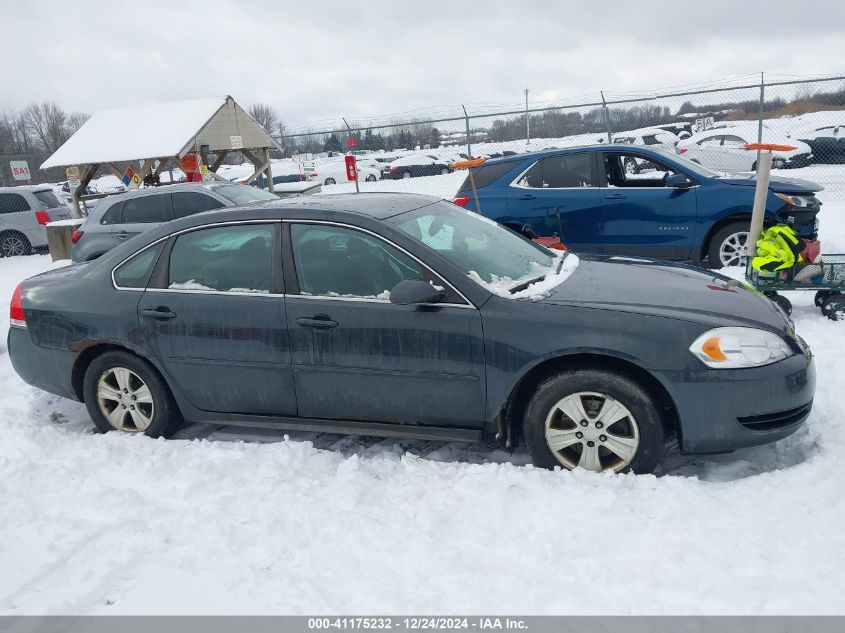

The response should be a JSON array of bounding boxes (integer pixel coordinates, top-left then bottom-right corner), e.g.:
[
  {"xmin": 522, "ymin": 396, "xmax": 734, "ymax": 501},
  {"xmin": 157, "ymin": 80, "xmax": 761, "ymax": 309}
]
[
  {"xmin": 390, "ymin": 201, "xmax": 554, "ymax": 287},
  {"xmin": 651, "ymin": 147, "xmax": 719, "ymax": 179},
  {"xmin": 212, "ymin": 184, "xmax": 279, "ymax": 205}
]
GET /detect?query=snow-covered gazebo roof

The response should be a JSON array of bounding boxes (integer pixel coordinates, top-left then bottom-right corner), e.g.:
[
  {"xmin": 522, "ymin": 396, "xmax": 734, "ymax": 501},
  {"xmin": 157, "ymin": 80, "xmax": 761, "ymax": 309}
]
[{"xmin": 42, "ymin": 96, "xmax": 283, "ymax": 216}]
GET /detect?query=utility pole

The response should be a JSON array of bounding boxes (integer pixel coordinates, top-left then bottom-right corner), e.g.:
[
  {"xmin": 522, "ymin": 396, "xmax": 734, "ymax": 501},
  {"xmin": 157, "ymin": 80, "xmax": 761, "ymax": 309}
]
[{"xmin": 524, "ymin": 88, "xmax": 530, "ymax": 145}]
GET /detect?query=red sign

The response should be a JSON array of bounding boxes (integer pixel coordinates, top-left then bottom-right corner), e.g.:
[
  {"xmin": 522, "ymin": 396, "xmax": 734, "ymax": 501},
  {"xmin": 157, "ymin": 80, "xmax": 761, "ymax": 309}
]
[
  {"xmin": 181, "ymin": 154, "xmax": 199, "ymax": 172},
  {"xmin": 347, "ymin": 137, "xmax": 357, "ymax": 148},
  {"xmin": 344, "ymin": 154, "xmax": 358, "ymax": 182}
]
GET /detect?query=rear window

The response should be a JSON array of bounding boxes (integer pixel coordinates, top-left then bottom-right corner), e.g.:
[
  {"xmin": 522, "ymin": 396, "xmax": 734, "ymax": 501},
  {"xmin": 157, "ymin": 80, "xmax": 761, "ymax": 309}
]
[
  {"xmin": 33, "ymin": 190, "xmax": 63, "ymax": 209},
  {"xmin": 212, "ymin": 184, "xmax": 279, "ymax": 205},
  {"xmin": 459, "ymin": 161, "xmax": 519, "ymax": 192},
  {"xmin": 0, "ymin": 193, "xmax": 31, "ymax": 214}
]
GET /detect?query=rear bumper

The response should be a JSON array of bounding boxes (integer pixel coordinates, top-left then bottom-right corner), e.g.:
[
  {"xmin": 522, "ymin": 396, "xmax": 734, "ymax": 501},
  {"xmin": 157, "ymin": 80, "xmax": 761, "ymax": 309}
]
[
  {"xmin": 7, "ymin": 327, "xmax": 79, "ymax": 401},
  {"xmin": 660, "ymin": 353, "xmax": 815, "ymax": 454}
]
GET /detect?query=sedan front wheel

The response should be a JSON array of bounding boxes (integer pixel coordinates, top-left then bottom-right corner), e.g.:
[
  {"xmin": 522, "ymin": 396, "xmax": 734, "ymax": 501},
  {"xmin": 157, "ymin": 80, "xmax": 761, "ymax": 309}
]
[{"xmin": 523, "ymin": 369, "xmax": 665, "ymax": 474}]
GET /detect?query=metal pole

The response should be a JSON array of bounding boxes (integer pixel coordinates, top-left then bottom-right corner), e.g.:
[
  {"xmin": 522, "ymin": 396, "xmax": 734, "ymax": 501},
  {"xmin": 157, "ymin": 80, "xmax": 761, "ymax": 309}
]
[
  {"xmin": 462, "ymin": 105, "xmax": 472, "ymax": 158},
  {"xmin": 756, "ymin": 72, "xmax": 764, "ymax": 173},
  {"xmin": 524, "ymin": 88, "xmax": 530, "ymax": 145},
  {"xmin": 749, "ymin": 150, "xmax": 773, "ymax": 257},
  {"xmin": 342, "ymin": 117, "xmax": 359, "ymax": 193},
  {"xmin": 601, "ymin": 91, "xmax": 612, "ymax": 143}
]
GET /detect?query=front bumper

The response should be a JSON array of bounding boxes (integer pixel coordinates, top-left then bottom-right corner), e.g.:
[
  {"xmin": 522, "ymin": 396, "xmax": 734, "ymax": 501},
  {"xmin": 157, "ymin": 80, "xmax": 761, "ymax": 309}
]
[
  {"xmin": 784, "ymin": 152, "xmax": 814, "ymax": 168},
  {"xmin": 659, "ymin": 352, "xmax": 815, "ymax": 454}
]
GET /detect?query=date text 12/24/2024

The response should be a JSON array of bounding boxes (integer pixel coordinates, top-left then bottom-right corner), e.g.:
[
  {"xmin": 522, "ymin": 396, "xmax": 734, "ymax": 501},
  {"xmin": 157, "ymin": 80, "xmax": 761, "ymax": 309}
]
[{"xmin": 308, "ymin": 618, "xmax": 528, "ymax": 630}]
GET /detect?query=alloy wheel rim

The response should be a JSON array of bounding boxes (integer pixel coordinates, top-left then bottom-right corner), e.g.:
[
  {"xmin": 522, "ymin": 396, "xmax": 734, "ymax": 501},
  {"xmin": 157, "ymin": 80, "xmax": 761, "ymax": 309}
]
[
  {"xmin": 1, "ymin": 236, "xmax": 25, "ymax": 257},
  {"xmin": 544, "ymin": 391, "xmax": 640, "ymax": 472},
  {"xmin": 719, "ymin": 231, "xmax": 749, "ymax": 267},
  {"xmin": 624, "ymin": 161, "xmax": 636, "ymax": 175},
  {"xmin": 97, "ymin": 367, "xmax": 155, "ymax": 432}
]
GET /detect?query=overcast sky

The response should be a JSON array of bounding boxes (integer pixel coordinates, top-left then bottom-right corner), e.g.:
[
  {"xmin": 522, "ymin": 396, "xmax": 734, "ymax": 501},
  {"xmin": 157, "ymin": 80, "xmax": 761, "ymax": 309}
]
[{"xmin": 3, "ymin": 1, "xmax": 844, "ymax": 130}]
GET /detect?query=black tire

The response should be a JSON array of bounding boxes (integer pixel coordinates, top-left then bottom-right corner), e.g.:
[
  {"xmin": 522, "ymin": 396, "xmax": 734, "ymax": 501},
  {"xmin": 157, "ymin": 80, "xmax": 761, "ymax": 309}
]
[
  {"xmin": 522, "ymin": 369, "xmax": 665, "ymax": 474},
  {"xmin": 365, "ymin": 174, "xmax": 377, "ymax": 182},
  {"xmin": 402, "ymin": 171, "xmax": 412, "ymax": 179},
  {"xmin": 0, "ymin": 231, "xmax": 32, "ymax": 257},
  {"xmin": 83, "ymin": 350, "xmax": 181, "ymax": 437},
  {"xmin": 821, "ymin": 293, "xmax": 845, "ymax": 321},
  {"xmin": 814, "ymin": 290, "xmax": 833, "ymax": 308},
  {"xmin": 324, "ymin": 177, "xmax": 336, "ymax": 185},
  {"xmin": 439, "ymin": 167, "xmax": 450, "ymax": 175},
  {"xmin": 769, "ymin": 293, "xmax": 793, "ymax": 315},
  {"xmin": 706, "ymin": 221, "xmax": 750, "ymax": 269}
]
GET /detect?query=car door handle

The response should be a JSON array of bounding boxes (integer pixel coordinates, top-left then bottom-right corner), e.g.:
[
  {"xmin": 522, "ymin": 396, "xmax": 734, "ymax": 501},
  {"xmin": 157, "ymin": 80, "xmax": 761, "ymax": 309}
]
[
  {"xmin": 141, "ymin": 307, "xmax": 177, "ymax": 320},
  {"xmin": 516, "ymin": 194, "xmax": 537, "ymax": 200},
  {"xmin": 604, "ymin": 193, "xmax": 625, "ymax": 200},
  {"xmin": 115, "ymin": 231, "xmax": 130, "ymax": 239},
  {"xmin": 297, "ymin": 315, "xmax": 338, "ymax": 330}
]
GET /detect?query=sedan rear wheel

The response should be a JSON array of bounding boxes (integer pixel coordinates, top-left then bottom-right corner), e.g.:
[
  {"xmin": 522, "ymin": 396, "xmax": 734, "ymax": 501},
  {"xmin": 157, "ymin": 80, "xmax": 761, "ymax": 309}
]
[
  {"xmin": 523, "ymin": 369, "xmax": 664, "ymax": 474},
  {"xmin": 365, "ymin": 174, "xmax": 377, "ymax": 182},
  {"xmin": 324, "ymin": 177, "xmax": 336, "ymax": 185},
  {"xmin": 402, "ymin": 171, "xmax": 412, "ymax": 179},
  {"xmin": 83, "ymin": 350, "xmax": 180, "ymax": 437}
]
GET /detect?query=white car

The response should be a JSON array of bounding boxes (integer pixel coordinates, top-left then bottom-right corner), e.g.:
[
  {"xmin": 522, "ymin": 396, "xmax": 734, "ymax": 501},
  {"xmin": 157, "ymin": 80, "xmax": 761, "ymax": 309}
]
[
  {"xmin": 676, "ymin": 128, "xmax": 814, "ymax": 172},
  {"xmin": 612, "ymin": 129, "xmax": 681, "ymax": 174},
  {"xmin": 308, "ymin": 156, "xmax": 381, "ymax": 185}
]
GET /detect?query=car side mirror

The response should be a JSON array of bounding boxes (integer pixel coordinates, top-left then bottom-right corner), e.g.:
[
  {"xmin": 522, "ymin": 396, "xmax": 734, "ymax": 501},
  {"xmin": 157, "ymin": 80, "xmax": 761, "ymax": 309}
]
[
  {"xmin": 665, "ymin": 173, "xmax": 695, "ymax": 188},
  {"xmin": 389, "ymin": 279, "xmax": 446, "ymax": 305}
]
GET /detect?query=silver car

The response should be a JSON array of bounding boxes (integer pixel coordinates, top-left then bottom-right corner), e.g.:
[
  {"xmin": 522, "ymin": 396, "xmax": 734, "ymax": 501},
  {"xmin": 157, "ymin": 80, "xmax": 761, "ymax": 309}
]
[
  {"xmin": 71, "ymin": 182, "xmax": 280, "ymax": 262},
  {"xmin": 0, "ymin": 186, "xmax": 72, "ymax": 257}
]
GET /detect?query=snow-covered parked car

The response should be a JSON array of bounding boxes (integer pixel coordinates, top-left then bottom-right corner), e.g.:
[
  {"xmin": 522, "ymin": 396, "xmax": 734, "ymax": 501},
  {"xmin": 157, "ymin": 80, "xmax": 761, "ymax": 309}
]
[
  {"xmin": 677, "ymin": 127, "xmax": 814, "ymax": 172},
  {"xmin": 612, "ymin": 128, "xmax": 681, "ymax": 173},
  {"xmin": 382, "ymin": 154, "xmax": 452, "ymax": 179},
  {"xmin": 794, "ymin": 123, "xmax": 845, "ymax": 164}
]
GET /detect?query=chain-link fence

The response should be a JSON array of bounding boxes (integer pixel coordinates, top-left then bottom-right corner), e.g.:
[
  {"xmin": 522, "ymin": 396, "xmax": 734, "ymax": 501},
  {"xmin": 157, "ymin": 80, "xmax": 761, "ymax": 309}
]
[{"xmin": 274, "ymin": 74, "xmax": 845, "ymax": 203}]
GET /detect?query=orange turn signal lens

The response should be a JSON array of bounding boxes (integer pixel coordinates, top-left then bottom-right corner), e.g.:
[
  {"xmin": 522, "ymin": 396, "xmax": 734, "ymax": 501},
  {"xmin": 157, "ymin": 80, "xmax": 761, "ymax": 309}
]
[{"xmin": 701, "ymin": 337, "xmax": 727, "ymax": 362}]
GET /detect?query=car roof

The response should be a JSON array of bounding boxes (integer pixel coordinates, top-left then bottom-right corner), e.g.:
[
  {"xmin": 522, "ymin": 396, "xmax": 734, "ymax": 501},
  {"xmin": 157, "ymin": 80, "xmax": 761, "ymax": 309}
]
[{"xmin": 480, "ymin": 144, "xmax": 660, "ymax": 166}]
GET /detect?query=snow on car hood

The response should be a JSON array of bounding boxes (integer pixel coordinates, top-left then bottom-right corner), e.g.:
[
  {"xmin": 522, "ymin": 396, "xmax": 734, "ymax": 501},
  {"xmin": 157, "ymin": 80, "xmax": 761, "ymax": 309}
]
[{"xmin": 468, "ymin": 252, "xmax": 580, "ymax": 300}]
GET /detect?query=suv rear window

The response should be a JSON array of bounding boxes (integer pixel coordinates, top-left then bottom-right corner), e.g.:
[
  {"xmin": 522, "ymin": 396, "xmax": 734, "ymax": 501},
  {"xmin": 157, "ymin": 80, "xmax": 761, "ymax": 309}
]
[
  {"xmin": 459, "ymin": 161, "xmax": 519, "ymax": 192},
  {"xmin": 0, "ymin": 193, "xmax": 31, "ymax": 214},
  {"xmin": 33, "ymin": 190, "xmax": 62, "ymax": 209},
  {"xmin": 171, "ymin": 192, "xmax": 225, "ymax": 219}
]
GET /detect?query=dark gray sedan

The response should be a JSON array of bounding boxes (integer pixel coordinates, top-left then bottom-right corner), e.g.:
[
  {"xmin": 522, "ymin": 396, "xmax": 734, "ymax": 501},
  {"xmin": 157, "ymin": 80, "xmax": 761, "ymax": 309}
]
[{"xmin": 8, "ymin": 194, "xmax": 815, "ymax": 474}]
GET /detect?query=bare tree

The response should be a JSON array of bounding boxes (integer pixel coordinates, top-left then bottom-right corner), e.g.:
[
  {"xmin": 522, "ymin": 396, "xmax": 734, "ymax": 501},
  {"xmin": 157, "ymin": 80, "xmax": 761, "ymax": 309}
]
[
  {"xmin": 66, "ymin": 111, "xmax": 90, "ymax": 134},
  {"xmin": 248, "ymin": 103, "xmax": 280, "ymax": 134},
  {"xmin": 23, "ymin": 101, "xmax": 69, "ymax": 152}
]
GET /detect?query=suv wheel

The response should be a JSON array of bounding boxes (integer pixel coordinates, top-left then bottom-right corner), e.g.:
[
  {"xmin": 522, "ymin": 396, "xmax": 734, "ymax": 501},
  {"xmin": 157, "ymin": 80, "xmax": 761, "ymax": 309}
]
[
  {"xmin": 623, "ymin": 157, "xmax": 639, "ymax": 175},
  {"xmin": 523, "ymin": 369, "xmax": 665, "ymax": 474},
  {"xmin": 0, "ymin": 232, "xmax": 32, "ymax": 257},
  {"xmin": 707, "ymin": 222, "xmax": 750, "ymax": 269},
  {"xmin": 83, "ymin": 351, "xmax": 180, "ymax": 437}
]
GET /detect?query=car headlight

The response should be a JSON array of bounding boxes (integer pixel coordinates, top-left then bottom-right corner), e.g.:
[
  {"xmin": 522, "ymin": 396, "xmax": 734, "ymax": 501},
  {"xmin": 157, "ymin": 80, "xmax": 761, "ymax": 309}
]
[
  {"xmin": 775, "ymin": 193, "xmax": 815, "ymax": 208},
  {"xmin": 689, "ymin": 327, "xmax": 792, "ymax": 369}
]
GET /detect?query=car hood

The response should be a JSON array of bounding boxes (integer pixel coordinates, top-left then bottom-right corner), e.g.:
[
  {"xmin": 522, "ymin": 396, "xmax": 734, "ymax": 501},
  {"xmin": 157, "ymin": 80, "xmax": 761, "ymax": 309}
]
[
  {"xmin": 717, "ymin": 173, "xmax": 822, "ymax": 194},
  {"xmin": 535, "ymin": 255, "xmax": 791, "ymax": 333}
]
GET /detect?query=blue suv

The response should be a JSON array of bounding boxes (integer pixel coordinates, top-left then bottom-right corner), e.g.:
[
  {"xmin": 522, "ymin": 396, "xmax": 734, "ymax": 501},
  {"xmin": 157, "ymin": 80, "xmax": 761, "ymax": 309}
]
[{"xmin": 454, "ymin": 145, "xmax": 822, "ymax": 267}]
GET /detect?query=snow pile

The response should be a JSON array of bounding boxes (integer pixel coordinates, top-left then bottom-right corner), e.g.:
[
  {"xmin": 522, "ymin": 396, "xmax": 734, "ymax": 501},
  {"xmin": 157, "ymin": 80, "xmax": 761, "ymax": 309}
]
[
  {"xmin": 1, "ymin": 177, "xmax": 845, "ymax": 614},
  {"xmin": 468, "ymin": 252, "xmax": 579, "ymax": 300}
]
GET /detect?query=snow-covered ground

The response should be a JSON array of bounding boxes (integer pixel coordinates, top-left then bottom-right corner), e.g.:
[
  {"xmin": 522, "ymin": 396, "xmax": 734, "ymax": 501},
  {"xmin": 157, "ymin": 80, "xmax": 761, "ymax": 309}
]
[{"xmin": 2, "ymin": 178, "xmax": 845, "ymax": 615}]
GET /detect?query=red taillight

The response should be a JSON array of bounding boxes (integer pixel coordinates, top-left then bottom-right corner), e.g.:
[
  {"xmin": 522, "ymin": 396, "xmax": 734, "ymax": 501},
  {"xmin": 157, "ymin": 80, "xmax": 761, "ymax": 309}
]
[
  {"xmin": 35, "ymin": 211, "xmax": 51, "ymax": 225},
  {"xmin": 389, "ymin": 167, "xmax": 397, "ymax": 172},
  {"xmin": 71, "ymin": 230, "xmax": 83, "ymax": 244},
  {"xmin": 677, "ymin": 148, "xmax": 688, "ymax": 155},
  {"xmin": 453, "ymin": 196, "xmax": 471, "ymax": 207},
  {"xmin": 10, "ymin": 282, "xmax": 25, "ymax": 327}
]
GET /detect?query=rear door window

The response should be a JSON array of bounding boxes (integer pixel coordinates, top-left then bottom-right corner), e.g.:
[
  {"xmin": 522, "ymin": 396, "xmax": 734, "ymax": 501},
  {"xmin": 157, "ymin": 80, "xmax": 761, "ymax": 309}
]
[
  {"xmin": 100, "ymin": 201, "xmax": 124, "ymax": 225},
  {"xmin": 33, "ymin": 190, "xmax": 63, "ymax": 208},
  {"xmin": 0, "ymin": 193, "xmax": 31, "ymax": 214},
  {"xmin": 516, "ymin": 154, "xmax": 594, "ymax": 188},
  {"xmin": 167, "ymin": 224, "xmax": 275, "ymax": 293},
  {"xmin": 171, "ymin": 192, "xmax": 225, "ymax": 219},
  {"xmin": 121, "ymin": 194, "xmax": 172, "ymax": 224},
  {"xmin": 113, "ymin": 242, "xmax": 165, "ymax": 289}
]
